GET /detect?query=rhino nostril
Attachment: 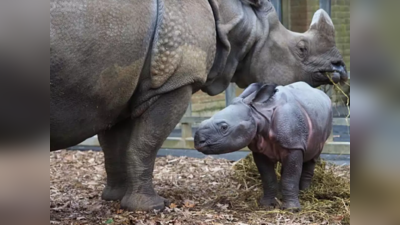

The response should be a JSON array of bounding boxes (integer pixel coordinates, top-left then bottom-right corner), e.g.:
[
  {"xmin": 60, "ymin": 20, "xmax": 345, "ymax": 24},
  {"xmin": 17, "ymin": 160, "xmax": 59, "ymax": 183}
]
[
  {"xmin": 194, "ymin": 135, "xmax": 208, "ymax": 151},
  {"xmin": 332, "ymin": 61, "xmax": 343, "ymax": 67},
  {"xmin": 331, "ymin": 62, "xmax": 346, "ymax": 73},
  {"xmin": 194, "ymin": 133, "xmax": 206, "ymax": 145}
]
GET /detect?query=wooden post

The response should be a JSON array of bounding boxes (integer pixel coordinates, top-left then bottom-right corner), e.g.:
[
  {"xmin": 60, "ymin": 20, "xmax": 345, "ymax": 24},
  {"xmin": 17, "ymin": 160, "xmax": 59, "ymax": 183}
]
[
  {"xmin": 181, "ymin": 101, "xmax": 192, "ymax": 139},
  {"xmin": 181, "ymin": 123, "xmax": 192, "ymax": 139},
  {"xmin": 185, "ymin": 101, "xmax": 192, "ymax": 116},
  {"xmin": 327, "ymin": 127, "xmax": 334, "ymax": 142},
  {"xmin": 319, "ymin": 0, "xmax": 333, "ymax": 107},
  {"xmin": 271, "ymin": 0, "xmax": 282, "ymax": 22},
  {"xmin": 225, "ymin": 84, "xmax": 236, "ymax": 106},
  {"xmin": 281, "ymin": 0, "xmax": 290, "ymax": 28},
  {"xmin": 319, "ymin": 0, "xmax": 331, "ymax": 16}
]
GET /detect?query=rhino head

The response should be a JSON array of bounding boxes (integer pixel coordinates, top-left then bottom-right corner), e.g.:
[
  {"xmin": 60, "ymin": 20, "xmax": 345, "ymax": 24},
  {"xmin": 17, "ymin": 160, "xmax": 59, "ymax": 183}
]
[{"xmin": 203, "ymin": 0, "xmax": 348, "ymax": 95}]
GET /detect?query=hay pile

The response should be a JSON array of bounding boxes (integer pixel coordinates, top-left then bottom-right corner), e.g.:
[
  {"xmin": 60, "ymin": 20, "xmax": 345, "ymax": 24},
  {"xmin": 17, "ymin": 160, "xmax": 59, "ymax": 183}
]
[{"xmin": 232, "ymin": 154, "xmax": 350, "ymax": 224}]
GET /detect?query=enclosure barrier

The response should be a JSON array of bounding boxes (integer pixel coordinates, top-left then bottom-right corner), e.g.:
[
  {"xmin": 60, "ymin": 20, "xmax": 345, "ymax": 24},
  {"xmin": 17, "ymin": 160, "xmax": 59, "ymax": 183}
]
[
  {"xmin": 162, "ymin": 117, "xmax": 350, "ymax": 155},
  {"xmin": 79, "ymin": 117, "xmax": 350, "ymax": 155}
]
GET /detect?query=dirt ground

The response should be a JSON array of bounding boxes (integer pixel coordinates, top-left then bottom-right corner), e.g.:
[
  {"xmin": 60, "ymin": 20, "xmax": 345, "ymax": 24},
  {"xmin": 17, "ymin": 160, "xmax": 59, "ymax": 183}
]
[{"xmin": 50, "ymin": 150, "xmax": 350, "ymax": 225}]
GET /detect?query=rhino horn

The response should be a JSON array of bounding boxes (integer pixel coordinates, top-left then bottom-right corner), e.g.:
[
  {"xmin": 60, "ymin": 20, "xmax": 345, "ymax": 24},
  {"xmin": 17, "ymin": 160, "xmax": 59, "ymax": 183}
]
[{"xmin": 310, "ymin": 9, "xmax": 335, "ymax": 35}]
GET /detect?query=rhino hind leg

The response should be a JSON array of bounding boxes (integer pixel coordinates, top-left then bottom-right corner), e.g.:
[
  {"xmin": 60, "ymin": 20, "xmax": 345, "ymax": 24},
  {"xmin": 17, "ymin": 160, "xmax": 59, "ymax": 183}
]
[
  {"xmin": 112, "ymin": 85, "xmax": 192, "ymax": 211},
  {"xmin": 299, "ymin": 159, "xmax": 317, "ymax": 190},
  {"xmin": 98, "ymin": 122, "xmax": 131, "ymax": 201},
  {"xmin": 280, "ymin": 150, "xmax": 303, "ymax": 212},
  {"xmin": 252, "ymin": 152, "xmax": 279, "ymax": 209}
]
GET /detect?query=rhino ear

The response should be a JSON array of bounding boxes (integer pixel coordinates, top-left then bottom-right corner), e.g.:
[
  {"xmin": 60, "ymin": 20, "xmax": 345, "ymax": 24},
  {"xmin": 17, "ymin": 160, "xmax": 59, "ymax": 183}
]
[
  {"xmin": 310, "ymin": 9, "xmax": 335, "ymax": 35},
  {"xmin": 239, "ymin": 83, "xmax": 263, "ymax": 99},
  {"xmin": 241, "ymin": 0, "xmax": 262, "ymax": 7},
  {"xmin": 253, "ymin": 84, "xmax": 278, "ymax": 103}
]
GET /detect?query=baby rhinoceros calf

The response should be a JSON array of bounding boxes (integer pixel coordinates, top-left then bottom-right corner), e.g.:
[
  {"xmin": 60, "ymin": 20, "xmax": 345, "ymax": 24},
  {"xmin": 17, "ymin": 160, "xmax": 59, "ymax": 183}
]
[{"xmin": 194, "ymin": 81, "xmax": 333, "ymax": 211}]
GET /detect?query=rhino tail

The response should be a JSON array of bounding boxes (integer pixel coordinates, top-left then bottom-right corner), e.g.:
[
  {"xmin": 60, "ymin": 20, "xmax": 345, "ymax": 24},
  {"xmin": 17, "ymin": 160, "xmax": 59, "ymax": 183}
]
[{"xmin": 252, "ymin": 83, "xmax": 278, "ymax": 103}]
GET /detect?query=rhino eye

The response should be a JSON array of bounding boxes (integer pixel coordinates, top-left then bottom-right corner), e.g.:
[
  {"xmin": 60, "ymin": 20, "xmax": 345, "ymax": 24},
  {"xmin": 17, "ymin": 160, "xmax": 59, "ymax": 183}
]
[
  {"xmin": 220, "ymin": 123, "xmax": 228, "ymax": 131},
  {"xmin": 297, "ymin": 41, "xmax": 308, "ymax": 58}
]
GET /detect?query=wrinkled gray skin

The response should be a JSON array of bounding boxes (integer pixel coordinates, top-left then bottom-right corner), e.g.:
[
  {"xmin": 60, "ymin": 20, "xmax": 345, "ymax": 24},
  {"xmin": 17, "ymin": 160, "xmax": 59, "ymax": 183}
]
[
  {"xmin": 194, "ymin": 82, "xmax": 333, "ymax": 211},
  {"xmin": 50, "ymin": 0, "xmax": 347, "ymax": 211}
]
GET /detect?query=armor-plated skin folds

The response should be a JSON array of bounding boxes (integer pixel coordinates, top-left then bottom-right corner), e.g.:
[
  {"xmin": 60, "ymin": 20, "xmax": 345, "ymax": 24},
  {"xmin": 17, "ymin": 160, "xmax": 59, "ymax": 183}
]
[
  {"xmin": 51, "ymin": 0, "xmax": 215, "ymax": 211},
  {"xmin": 194, "ymin": 82, "xmax": 333, "ymax": 211},
  {"xmin": 51, "ymin": 0, "xmax": 344, "ymax": 211}
]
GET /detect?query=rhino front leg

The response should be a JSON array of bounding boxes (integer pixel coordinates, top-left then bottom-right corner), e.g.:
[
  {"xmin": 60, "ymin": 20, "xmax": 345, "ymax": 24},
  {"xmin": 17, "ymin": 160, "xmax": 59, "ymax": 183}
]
[
  {"xmin": 300, "ymin": 159, "xmax": 317, "ymax": 190},
  {"xmin": 280, "ymin": 150, "xmax": 303, "ymax": 212},
  {"xmin": 120, "ymin": 85, "xmax": 192, "ymax": 211},
  {"xmin": 252, "ymin": 152, "xmax": 279, "ymax": 209}
]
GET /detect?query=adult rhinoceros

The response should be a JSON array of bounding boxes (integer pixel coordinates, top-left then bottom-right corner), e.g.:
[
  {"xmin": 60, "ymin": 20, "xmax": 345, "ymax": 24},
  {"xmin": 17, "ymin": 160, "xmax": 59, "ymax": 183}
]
[{"xmin": 50, "ymin": 0, "xmax": 348, "ymax": 211}]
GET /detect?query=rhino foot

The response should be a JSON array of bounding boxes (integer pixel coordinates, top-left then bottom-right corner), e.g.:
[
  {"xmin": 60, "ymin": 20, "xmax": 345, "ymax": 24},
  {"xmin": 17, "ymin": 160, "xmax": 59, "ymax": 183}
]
[
  {"xmin": 299, "ymin": 180, "xmax": 312, "ymax": 191},
  {"xmin": 260, "ymin": 197, "xmax": 279, "ymax": 210},
  {"xmin": 120, "ymin": 193, "xmax": 169, "ymax": 211},
  {"xmin": 281, "ymin": 200, "xmax": 301, "ymax": 212},
  {"xmin": 101, "ymin": 185, "xmax": 127, "ymax": 201}
]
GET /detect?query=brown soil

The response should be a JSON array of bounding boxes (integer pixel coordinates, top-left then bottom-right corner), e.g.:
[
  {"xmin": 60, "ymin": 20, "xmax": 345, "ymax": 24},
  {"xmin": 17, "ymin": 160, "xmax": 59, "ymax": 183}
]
[{"xmin": 50, "ymin": 150, "xmax": 350, "ymax": 225}]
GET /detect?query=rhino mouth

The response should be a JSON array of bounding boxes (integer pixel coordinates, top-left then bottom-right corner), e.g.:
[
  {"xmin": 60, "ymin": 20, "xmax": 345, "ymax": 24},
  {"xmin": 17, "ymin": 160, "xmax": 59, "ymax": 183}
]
[
  {"xmin": 194, "ymin": 140, "xmax": 210, "ymax": 152},
  {"xmin": 195, "ymin": 142, "xmax": 219, "ymax": 155},
  {"xmin": 194, "ymin": 133, "xmax": 215, "ymax": 154},
  {"xmin": 314, "ymin": 63, "xmax": 348, "ymax": 86},
  {"xmin": 194, "ymin": 134, "xmax": 231, "ymax": 155}
]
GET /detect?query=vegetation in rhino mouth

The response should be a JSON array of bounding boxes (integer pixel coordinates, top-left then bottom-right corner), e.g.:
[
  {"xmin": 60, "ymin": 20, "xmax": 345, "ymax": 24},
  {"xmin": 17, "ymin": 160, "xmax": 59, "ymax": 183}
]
[
  {"xmin": 232, "ymin": 155, "xmax": 350, "ymax": 225},
  {"xmin": 325, "ymin": 72, "xmax": 351, "ymax": 123}
]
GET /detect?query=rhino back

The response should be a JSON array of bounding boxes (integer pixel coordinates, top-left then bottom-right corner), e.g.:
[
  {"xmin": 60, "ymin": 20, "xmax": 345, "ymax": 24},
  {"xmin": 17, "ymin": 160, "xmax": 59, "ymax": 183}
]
[
  {"xmin": 50, "ymin": 0, "xmax": 158, "ymax": 149},
  {"xmin": 267, "ymin": 82, "xmax": 332, "ymax": 161},
  {"xmin": 285, "ymin": 82, "xmax": 332, "ymax": 132},
  {"xmin": 283, "ymin": 82, "xmax": 332, "ymax": 159},
  {"xmin": 149, "ymin": 0, "xmax": 216, "ymax": 89},
  {"xmin": 128, "ymin": 0, "xmax": 216, "ymax": 114}
]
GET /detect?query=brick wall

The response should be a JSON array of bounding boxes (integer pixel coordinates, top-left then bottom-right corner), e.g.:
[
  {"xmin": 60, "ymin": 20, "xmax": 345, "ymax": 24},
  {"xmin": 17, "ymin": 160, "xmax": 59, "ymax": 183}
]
[
  {"xmin": 285, "ymin": 0, "xmax": 350, "ymax": 69},
  {"xmin": 331, "ymin": 0, "xmax": 350, "ymax": 69},
  {"xmin": 285, "ymin": 0, "xmax": 350, "ymax": 106},
  {"xmin": 286, "ymin": 0, "xmax": 320, "ymax": 33},
  {"xmin": 190, "ymin": 91, "xmax": 226, "ymax": 117},
  {"xmin": 190, "ymin": 1, "xmax": 350, "ymax": 116}
]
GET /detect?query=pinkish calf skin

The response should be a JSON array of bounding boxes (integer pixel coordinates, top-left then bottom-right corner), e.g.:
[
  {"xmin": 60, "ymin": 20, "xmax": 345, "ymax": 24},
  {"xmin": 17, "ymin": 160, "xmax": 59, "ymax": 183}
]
[{"xmin": 194, "ymin": 81, "xmax": 333, "ymax": 211}]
